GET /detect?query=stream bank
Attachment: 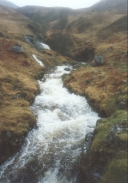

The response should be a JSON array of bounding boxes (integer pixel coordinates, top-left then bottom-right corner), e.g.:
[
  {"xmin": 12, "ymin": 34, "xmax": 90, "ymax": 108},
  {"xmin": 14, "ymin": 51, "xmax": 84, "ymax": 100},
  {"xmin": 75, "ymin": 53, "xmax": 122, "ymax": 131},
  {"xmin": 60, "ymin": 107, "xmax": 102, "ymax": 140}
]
[
  {"xmin": 63, "ymin": 64, "xmax": 128, "ymax": 183},
  {"xmin": 0, "ymin": 64, "xmax": 99, "ymax": 183},
  {"xmin": 0, "ymin": 36, "xmax": 75, "ymax": 165}
]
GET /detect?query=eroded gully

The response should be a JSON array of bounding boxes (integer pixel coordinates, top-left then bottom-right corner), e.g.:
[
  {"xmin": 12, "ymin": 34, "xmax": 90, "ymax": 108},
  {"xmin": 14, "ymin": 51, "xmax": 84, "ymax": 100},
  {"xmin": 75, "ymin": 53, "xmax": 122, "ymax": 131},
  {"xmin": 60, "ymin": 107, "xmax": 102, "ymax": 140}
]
[{"xmin": 0, "ymin": 64, "xmax": 99, "ymax": 183}]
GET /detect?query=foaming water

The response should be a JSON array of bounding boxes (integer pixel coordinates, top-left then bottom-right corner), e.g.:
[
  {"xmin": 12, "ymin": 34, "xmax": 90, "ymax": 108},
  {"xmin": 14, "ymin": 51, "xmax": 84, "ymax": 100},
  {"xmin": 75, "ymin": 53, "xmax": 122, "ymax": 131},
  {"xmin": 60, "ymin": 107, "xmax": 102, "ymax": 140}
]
[
  {"xmin": 33, "ymin": 55, "xmax": 44, "ymax": 66},
  {"xmin": 40, "ymin": 43, "xmax": 51, "ymax": 50},
  {"xmin": 0, "ymin": 65, "xmax": 99, "ymax": 183}
]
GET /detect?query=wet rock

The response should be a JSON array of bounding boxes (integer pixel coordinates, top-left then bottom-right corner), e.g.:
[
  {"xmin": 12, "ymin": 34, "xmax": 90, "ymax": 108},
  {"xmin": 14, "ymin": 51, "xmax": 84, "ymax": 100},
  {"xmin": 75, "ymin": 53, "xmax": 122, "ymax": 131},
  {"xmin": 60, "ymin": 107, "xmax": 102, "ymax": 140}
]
[
  {"xmin": 86, "ymin": 78, "xmax": 94, "ymax": 84},
  {"xmin": 73, "ymin": 62, "xmax": 86, "ymax": 69},
  {"xmin": 24, "ymin": 35, "xmax": 35, "ymax": 46},
  {"xmin": 64, "ymin": 67, "xmax": 71, "ymax": 71},
  {"xmin": 123, "ymin": 79, "xmax": 127, "ymax": 83},
  {"xmin": 11, "ymin": 44, "xmax": 24, "ymax": 53},
  {"xmin": 6, "ymin": 131, "xmax": 12, "ymax": 138},
  {"xmin": 36, "ymin": 33, "xmax": 44, "ymax": 42},
  {"xmin": 120, "ymin": 90, "xmax": 126, "ymax": 95},
  {"xmin": 24, "ymin": 35, "xmax": 50, "ymax": 51},
  {"xmin": 119, "ymin": 100, "xmax": 127, "ymax": 109},
  {"xmin": 84, "ymin": 132, "xmax": 94, "ymax": 151},
  {"xmin": 24, "ymin": 35, "xmax": 42, "ymax": 48},
  {"xmin": 104, "ymin": 46, "xmax": 113, "ymax": 53},
  {"xmin": 92, "ymin": 55, "xmax": 104, "ymax": 67},
  {"xmin": 105, "ymin": 121, "xmax": 128, "ymax": 148},
  {"xmin": 35, "ymin": 41, "xmax": 44, "ymax": 50},
  {"xmin": 100, "ymin": 74, "xmax": 105, "ymax": 78},
  {"xmin": 12, "ymin": 93, "xmax": 22, "ymax": 99},
  {"xmin": 96, "ymin": 119, "xmax": 103, "ymax": 126},
  {"xmin": 93, "ymin": 172, "xmax": 102, "ymax": 182},
  {"xmin": 0, "ymin": 32, "xmax": 4, "ymax": 37}
]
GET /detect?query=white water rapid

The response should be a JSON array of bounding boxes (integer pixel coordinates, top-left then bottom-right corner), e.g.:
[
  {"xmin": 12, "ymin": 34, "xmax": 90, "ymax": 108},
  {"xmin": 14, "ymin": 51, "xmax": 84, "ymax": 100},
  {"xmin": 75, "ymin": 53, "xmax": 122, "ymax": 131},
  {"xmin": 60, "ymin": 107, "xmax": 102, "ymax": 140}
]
[
  {"xmin": 0, "ymin": 65, "xmax": 99, "ymax": 183},
  {"xmin": 33, "ymin": 55, "xmax": 44, "ymax": 66},
  {"xmin": 40, "ymin": 43, "xmax": 51, "ymax": 50}
]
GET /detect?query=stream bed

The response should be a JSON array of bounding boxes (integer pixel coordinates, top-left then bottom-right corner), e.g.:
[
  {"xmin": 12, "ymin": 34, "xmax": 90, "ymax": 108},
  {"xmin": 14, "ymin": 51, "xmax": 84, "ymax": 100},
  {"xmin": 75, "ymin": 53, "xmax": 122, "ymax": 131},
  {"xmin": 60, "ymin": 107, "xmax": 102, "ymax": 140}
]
[{"xmin": 0, "ymin": 65, "xmax": 99, "ymax": 183}]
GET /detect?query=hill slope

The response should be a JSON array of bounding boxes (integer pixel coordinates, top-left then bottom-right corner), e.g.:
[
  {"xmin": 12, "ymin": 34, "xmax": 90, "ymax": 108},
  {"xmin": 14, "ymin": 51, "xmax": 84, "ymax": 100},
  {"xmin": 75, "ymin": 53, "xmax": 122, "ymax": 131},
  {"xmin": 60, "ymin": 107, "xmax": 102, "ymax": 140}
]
[
  {"xmin": 0, "ymin": 1, "xmax": 127, "ymax": 182},
  {"xmin": 0, "ymin": 0, "xmax": 18, "ymax": 9},
  {"xmin": 59, "ymin": 2, "xmax": 127, "ymax": 183},
  {"xmin": 0, "ymin": 5, "xmax": 73, "ymax": 164},
  {"xmin": 90, "ymin": 0, "xmax": 127, "ymax": 11}
]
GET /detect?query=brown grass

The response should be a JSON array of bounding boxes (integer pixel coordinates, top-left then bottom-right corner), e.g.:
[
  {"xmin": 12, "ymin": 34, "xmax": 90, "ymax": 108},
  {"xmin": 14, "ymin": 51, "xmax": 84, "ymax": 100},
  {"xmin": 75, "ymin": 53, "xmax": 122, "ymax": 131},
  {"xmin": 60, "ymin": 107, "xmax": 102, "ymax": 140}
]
[{"xmin": 0, "ymin": 6, "xmax": 75, "ymax": 163}]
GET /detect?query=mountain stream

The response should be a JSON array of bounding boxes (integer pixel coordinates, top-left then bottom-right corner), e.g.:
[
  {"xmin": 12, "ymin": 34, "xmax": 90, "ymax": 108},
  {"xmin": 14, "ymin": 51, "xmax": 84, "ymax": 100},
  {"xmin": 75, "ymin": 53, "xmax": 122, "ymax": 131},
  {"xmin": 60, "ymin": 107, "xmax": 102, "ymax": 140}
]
[{"xmin": 0, "ymin": 64, "xmax": 99, "ymax": 183}]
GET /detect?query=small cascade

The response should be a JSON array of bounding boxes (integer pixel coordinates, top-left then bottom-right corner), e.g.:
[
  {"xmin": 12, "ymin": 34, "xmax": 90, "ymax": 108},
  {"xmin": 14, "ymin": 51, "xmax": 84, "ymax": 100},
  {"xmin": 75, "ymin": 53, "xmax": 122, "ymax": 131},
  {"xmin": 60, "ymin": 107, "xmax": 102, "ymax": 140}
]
[
  {"xmin": 33, "ymin": 55, "xmax": 44, "ymax": 66},
  {"xmin": 0, "ymin": 65, "xmax": 99, "ymax": 183},
  {"xmin": 40, "ymin": 43, "xmax": 51, "ymax": 50}
]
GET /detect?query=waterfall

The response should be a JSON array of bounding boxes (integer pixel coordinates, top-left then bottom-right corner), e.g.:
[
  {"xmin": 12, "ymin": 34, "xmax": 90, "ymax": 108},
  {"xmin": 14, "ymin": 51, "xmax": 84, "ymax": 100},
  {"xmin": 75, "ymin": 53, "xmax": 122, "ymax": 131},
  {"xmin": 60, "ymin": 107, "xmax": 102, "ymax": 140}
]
[
  {"xmin": 0, "ymin": 65, "xmax": 99, "ymax": 183},
  {"xmin": 33, "ymin": 55, "xmax": 44, "ymax": 66},
  {"xmin": 40, "ymin": 43, "xmax": 51, "ymax": 50}
]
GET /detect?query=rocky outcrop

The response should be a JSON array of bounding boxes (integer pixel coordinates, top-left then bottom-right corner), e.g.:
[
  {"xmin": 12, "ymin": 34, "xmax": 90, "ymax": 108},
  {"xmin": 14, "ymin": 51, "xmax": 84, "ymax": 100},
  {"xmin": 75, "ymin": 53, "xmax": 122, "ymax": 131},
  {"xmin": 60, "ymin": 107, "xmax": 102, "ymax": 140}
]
[
  {"xmin": 45, "ymin": 32, "xmax": 95, "ymax": 62},
  {"xmin": 0, "ymin": 115, "xmax": 36, "ymax": 164},
  {"xmin": 45, "ymin": 32, "xmax": 75, "ymax": 56},
  {"xmin": 74, "ymin": 45, "xmax": 95, "ymax": 62},
  {"xmin": 63, "ymin": 60, "xmax": 127, "ymax": 182},
  {"xmin": 105, "ymin": 120, "xmax": 128, "ymax": 149},
  {"xmin": 77, "ymin": 117, "xmax": 128, "ymax": 183},
  {"xmin": 92, "ymin": 55, "xmax": 104, "ymax": 66},
  {"xmin": 11, "ymin": 44, "xmax": 24, "ymax": 53},
  {"xmin": 24, "ymin": 35, "xmax": 50, "ymax": 51}
]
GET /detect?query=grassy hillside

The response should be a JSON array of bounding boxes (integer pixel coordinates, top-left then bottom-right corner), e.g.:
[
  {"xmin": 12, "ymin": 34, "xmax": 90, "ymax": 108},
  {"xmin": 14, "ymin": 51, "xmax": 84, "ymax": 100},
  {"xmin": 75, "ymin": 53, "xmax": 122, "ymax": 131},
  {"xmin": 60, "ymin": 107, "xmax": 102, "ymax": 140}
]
[
  {"xmin": 61, "ymin": 7, "xmax": 127, "ymax": 183},
  {"xmin": 0, "ymin": 5, "xmax": 73, "ymax": 164},
  {"xmin": 0, "ymin": 1, "xmax": 127, "ymax": 182},
  {"xmin": 44, "ymin": 6, "xmax": 127, "ymax": 181},
  {"xmin": 0, "ymin": 0, "xmax": 18, "ymax": 9}
]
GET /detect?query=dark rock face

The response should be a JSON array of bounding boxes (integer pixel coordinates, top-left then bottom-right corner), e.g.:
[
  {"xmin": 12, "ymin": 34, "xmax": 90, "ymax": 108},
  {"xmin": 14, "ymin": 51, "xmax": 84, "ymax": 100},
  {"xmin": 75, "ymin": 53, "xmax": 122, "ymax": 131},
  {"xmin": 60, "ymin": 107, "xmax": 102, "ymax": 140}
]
[
  {"xmin": 119, "ymin": 100, "xmax": 127, "ymax": 109},
  {"xmin": 12, "ymin": 93, "xmax": 22, "ymax": 99},
  {"xmin": 92, "ymin": 55, "xmax": 104, "ymax": 66},
  {"xmin": 24, "ymin": 35, "xmax": 49, "ymax": 51},
  {"xmin": 0, "ymin": 32, "xmax": 4, "ymax": 37},
  {"xmin": 45, "ymin": 32, "xmax": 95, "ymax": 62},
  {"xmin": 24, "ymin": 35, "xmax": 35, "ymax": 46},
  {"xmin": 74, "ymin": 46, "xmax": 95, "ymax": 62},
  {"xmin": 77, "ymin": 119, "xmax": 128, "ymax": 183},
  {"xmin": 11, "ymin": 45, "xmax": 24, "ymax": 53},
  {"xmin": 84, "ymin": 132, "xmax": 94, "ymax": 152},
  {"xmin": 105, "ymin": 120, "xmax": 128, "ymax": 149},
  {"xmin": 45, "ymin": 32, "xmax": 74, "ymax": 56}
]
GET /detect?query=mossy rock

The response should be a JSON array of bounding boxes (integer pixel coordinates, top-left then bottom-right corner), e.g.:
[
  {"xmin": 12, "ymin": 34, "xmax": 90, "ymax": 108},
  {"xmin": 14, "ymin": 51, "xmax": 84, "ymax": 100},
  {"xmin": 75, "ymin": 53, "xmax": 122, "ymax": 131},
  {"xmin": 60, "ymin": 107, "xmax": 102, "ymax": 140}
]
[
  {"xmin": 77, "ymin": 110, "xmax": 127, "ymax": 183},
  {"xmin": 101, "ymin": 159, "xmax": 127, "ymax": 183}
]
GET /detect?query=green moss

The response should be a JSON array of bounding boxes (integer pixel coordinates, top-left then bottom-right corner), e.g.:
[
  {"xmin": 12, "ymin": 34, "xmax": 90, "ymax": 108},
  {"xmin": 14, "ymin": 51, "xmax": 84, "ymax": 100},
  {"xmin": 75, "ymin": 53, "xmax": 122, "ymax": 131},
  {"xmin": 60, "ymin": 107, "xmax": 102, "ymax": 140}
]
[
  {"xmin": 118, "ymin": 133, "xmax": 128, "ymax": 141},
  {"xmin": 116, "ymin": 151, "xmax": 128, "ymax": 159},
  {"xmin": 101, "ymin": 159, "xmax": 128, "ymax": 183},
  {"xmin": 91, "ymin": 110, "xmax": 127, "ymax": 151},
  {"xmin": 118, "ymin": 62, "xmax": 128, "ymax": 73}
]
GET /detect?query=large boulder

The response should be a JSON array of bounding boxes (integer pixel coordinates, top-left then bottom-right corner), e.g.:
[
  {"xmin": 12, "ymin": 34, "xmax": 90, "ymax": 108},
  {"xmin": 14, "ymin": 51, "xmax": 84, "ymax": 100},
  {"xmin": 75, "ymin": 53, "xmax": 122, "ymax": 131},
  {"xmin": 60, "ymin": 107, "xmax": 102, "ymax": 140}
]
[
  {"xmin": 11, "ymin": 44, "xmax": 24, "ymax": 53},
  {"xmin": 92, "ymin": 55, "xmax": 104, "ymax": 66}
]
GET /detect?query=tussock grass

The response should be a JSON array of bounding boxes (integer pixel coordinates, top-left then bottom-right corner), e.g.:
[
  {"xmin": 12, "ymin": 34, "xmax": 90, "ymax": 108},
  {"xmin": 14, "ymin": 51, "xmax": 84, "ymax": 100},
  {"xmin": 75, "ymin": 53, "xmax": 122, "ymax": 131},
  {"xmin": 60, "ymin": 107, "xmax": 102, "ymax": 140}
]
[{"xmin": 62, "ymin": 8, "xmax": 127, "ymax": 182}]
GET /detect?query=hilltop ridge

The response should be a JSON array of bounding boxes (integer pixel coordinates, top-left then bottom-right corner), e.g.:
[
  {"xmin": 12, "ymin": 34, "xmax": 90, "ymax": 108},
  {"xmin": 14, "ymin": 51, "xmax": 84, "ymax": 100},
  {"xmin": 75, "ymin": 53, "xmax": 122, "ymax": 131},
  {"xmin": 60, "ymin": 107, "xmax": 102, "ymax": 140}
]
[
  {"xmin": 0, "ymin": 0, "xmax": 18, "ymax": 9},
  {"xmin": 89, "ymin": 0, "xmax": 127, "ymax": 11}
]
